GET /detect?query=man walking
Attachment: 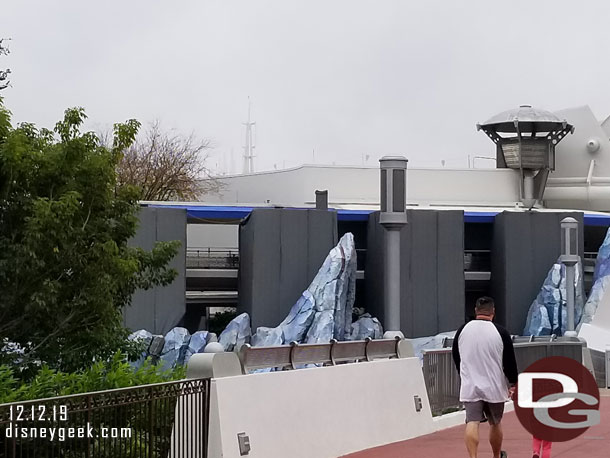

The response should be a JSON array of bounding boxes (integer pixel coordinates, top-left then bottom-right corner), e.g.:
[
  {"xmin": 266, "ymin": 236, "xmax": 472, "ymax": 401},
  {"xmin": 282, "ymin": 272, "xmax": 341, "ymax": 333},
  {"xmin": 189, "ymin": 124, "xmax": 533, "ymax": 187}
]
[{"xmin": 452, "ymin": 296, "xmax": 518, "ymax": 458}]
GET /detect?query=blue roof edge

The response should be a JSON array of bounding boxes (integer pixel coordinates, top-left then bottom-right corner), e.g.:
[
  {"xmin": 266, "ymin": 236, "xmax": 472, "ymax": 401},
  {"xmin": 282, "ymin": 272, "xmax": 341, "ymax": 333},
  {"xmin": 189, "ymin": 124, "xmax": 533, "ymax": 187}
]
[{"xmin": 144, "ymin": 204, "xmax": 610, "ymax": 226}]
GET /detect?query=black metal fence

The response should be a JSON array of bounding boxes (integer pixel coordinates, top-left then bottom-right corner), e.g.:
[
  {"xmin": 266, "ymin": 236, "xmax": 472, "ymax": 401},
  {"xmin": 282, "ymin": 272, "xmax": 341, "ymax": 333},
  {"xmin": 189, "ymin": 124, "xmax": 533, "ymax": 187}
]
[{"xmin": 0, "ymin": 378, "xmax": 210, "ymax": 458}]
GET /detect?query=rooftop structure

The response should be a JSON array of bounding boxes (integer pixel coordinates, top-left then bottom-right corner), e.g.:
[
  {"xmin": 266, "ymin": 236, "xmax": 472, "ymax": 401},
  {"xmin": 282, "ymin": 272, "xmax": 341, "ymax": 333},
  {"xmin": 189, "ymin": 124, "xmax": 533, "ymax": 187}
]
[
  {"xmin": 477, "ymin": 104, "xmax": 574, "ymax": 208},
  {"xmin": 200, "ymin": 105, "xmax": 610, "ymax": 212}
]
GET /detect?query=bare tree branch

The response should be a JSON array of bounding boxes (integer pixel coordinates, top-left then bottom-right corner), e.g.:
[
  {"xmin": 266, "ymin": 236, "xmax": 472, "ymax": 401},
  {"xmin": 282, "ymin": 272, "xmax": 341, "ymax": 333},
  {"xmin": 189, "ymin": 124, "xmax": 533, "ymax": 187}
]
[
  {"xmin": 0, "ymin": 38, "xmax": 11, "ymax": 91},
  {"xmin": 114, "ymin": 121, "xmax": 222, "ymax": 201}
]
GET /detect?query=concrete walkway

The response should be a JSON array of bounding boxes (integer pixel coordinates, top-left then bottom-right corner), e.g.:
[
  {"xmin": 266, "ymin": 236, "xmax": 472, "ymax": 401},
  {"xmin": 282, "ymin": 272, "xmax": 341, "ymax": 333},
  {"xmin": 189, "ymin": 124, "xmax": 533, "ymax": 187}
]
[{"xmin": 342, "ymin": 396, "xmax": 610, "ymax": 458}]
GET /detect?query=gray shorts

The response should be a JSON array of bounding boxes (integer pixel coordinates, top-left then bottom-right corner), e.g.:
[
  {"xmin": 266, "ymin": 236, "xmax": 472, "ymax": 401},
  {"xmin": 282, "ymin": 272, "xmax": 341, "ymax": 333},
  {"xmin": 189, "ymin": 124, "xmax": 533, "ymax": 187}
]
[{"xmin": 464, "ymin": 401, "xmax": 504, "ymax": 425}]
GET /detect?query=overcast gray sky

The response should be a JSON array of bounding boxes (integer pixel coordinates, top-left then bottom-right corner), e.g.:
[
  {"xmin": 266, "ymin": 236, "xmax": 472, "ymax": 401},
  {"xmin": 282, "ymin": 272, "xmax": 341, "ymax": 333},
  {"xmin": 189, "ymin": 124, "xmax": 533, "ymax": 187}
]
[{"xmin": 3, "ymin": 0, "xmax": 610, "ymax": 174}]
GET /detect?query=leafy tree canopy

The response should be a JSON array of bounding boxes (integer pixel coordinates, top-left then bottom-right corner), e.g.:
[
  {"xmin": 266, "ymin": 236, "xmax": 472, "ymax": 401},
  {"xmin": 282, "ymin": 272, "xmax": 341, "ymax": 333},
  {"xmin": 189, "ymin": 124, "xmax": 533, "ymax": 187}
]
[{"xmin": 0, "ymin": 102, "xmax": 179, "ymax": 374}]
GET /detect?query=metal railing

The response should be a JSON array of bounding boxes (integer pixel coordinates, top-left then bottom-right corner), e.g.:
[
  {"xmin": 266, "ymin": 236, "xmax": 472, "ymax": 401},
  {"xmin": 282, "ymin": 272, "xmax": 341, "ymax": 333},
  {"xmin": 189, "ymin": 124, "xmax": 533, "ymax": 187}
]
[
  {"xmin": 185, "ymin": 248, "xmax": 598, "ymax": 273},
  {"xmin": 464, "ymin": 250, "xmax": 491, "ymax": 272},
  {"xmin": 583, "ymin": 251, "xmax": 598, "ymax": 273},
  {"xmin": 589, "ymin": 348, "xmax": 608, "ymax": 387},
  {"xmin": 0, "ymin": 378, "xmax": 210, "ymax": 458},
  {"xmin": 186, "ymin": 247, "xmax": 368, "ymax": 271},
  {"xmin": 421, "ymin": 347, "xmax": 462, "ymax": 416},
  {"xmin": 186, "ymin": 247, "xmax": 238, "ymax": 269},
  {"xmin": 239, "ymin": 337, "xmax": 405, "ymax": 373},
  {"xmin": 422, "ymin": 337, "xmax": 585, "ymax": 416}
]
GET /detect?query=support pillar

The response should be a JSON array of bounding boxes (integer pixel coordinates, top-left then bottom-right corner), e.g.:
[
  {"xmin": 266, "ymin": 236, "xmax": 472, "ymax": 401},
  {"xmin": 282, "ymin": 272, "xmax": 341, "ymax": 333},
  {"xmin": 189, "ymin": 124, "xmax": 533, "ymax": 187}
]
[{"xmin": 379, "ymin": 156, "xmax": 408, "ymax": 337}]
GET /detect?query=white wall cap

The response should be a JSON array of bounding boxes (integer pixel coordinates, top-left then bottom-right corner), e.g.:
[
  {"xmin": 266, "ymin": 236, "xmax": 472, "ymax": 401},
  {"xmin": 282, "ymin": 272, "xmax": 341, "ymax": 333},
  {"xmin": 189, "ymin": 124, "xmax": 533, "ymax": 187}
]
[{"xmin": 186, "ymin": 352, "xmax": 242, "ymax": 379}]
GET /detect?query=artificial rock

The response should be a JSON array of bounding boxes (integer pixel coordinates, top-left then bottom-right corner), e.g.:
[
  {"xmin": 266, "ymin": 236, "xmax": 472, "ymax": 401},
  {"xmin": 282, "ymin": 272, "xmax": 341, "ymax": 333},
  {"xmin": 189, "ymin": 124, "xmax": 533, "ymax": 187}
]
[
  {"xmin": 350, "ymin": 313, "xmax": 383, "ymax": 340},
  {"xmin": 184, "ymin": 331, "xmax": 209, "ymax": 364},
  {"xmin": 594, "ymin": 228, "xmax": 610, "ymax": 283},
  {"xmin": 218, "ymin": 312, "xmax": 251, "ymax": 351},
  {"xmin": 581, "ymin": 228, "xmax": 610, "ymax": 327},
  {"xmin": 305, "ymin": 232, "xmax": 357, "ymax": 343},
  {"xmin": 249, "ymin": 233, "xmax": 358, "ymax": 347},
  {"xmin": 523, "ymin": 261, "xmax": 584, "ymax": 336},
  {"xmin": 251, "ymin": 326, "xmax": 283, "ymax": 347},
  {"xmin": 407, "ymin": 331, "xmax": 456, "ymax": 361},
  {"xmin": 159, "ymin": 327, "xmax": 191, "ymax": 369}
]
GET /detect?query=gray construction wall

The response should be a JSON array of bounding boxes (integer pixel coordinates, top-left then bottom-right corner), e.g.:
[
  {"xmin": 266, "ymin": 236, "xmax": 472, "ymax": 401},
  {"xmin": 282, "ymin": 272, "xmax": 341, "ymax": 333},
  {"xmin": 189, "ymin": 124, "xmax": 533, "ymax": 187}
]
[
  {"xmin": 365, "ymin": 210, "xmax": 465, "ymax": 338},
  {"xmin": 239, "ymin": 208, "xmax": 338, "ymax": 330},
  {"xmin": 124, "ymin": 207, "xmax": 187, "ymax": 334},
  {"xmin": 490, "ymin": 211, "xmax": 584, "ymax": 335}
]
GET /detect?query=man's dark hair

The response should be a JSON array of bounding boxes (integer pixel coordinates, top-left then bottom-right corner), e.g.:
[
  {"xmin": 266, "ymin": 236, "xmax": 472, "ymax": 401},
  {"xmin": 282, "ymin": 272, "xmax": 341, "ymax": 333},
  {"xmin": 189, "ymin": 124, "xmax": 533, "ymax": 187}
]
[{"xmin": 475, "ymin": 296, "xmax": 495, "ymax": 315}]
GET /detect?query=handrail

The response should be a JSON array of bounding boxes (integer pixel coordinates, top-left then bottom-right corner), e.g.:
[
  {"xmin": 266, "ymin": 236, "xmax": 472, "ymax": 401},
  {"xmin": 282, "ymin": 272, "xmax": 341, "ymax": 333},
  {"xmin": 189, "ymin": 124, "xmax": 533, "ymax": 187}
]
[
  {"xmin": 239, "ymin": 337, "xmax": 403, "ymax": 373},
  {"xmin": 0, "ymin": 377, "xmax": 211, "ymax": 458},
  {"xmin": 0, "ymin": 377, "xmax": 210, "ymax": 408},
  {"xmin": 423, "ymin": 338, "xmax": 586, "ymax": 415},
  {"xmin": 439, "ymin": 334, "xmax": 584, "ymax": 349}
]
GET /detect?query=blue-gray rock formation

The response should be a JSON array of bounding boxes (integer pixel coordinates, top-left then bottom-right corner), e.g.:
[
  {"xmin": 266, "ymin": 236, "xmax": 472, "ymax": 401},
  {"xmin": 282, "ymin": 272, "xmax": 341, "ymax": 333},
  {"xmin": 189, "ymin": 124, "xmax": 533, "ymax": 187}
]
[
  {"xmin": 159, "ymin": 327, "xmax": 191, "ymax": 369},
  {"xmin": 128, "ymin": 328, "xmax": 210, "ymax": 368},
  {"xmin": 218, "ymin": 312, "xmax": 251, "ymax": 351},
  {"xmin": 305, "ymin": 232, "xmax": 357, "ymax": 343},
  {"xmin": 350, "ymin": 313, "xmax": 383, "ymax": 340},
  {"xmin": 250, "ymin": 233, "xmax": 358, "ymax": 346},
  {"xmin": 523, "ymin": 261, "xmax": 584, "ymax": 336},
  {"xmin": 148, "ymin": 335, "xmax": 165, "ymax": 360},
  {"xmin": 408, "ymin": 331, "xmax": 456, "ymax": 361},
  {"xmin": 251, "ymin": 326, "xmax": 283, "ymax": 347},
  {"xmin": 580, "ymin": 276, "xmax": 610, "ymax": 327},
  {"xmin": 594, "ymin": 228, "xmax": 610, "ymax": 283},
  {"xmin": 580, "ymin": 228, "xmax": 610, "ymax": 327},
  {"xmin": 250, "ymin": 290, "xmax": 319, "ymax": 347},
  {"xmin": 184, "ymin": 331, "xmax": 209, "ymax": 364}
]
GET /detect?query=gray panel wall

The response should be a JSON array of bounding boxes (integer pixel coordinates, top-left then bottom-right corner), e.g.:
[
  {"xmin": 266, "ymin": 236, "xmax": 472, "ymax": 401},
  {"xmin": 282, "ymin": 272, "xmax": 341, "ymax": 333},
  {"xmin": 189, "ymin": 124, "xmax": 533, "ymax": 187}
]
[
  {"xmin": 490, "ymin": 211, "xmax": 584, "ymax": 335},
  {"xmin": 124, "ymin": 207, "xmax": 187, "ymax": 334},
  {"xmin": 365, "ymin": 210, "xmax": 464, "ymax": 338},
  {"xmin": 239, "ymin": 209, "xmax": 338, "ymax": 330}
]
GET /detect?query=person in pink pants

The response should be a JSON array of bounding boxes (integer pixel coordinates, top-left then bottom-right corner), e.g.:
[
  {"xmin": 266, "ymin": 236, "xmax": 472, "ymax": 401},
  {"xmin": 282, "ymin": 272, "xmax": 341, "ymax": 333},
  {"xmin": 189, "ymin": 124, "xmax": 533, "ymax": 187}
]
[{"xmin": 532, "ymin": 436, "xmax": 552, "ymax": 458}]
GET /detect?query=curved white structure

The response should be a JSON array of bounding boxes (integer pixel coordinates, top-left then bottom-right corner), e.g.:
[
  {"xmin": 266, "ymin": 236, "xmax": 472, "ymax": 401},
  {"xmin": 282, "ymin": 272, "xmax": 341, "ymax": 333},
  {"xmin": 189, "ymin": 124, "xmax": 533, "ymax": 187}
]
[{"xmin": 545, "ymin": 106, "xmax": 610, "ymax": 211}]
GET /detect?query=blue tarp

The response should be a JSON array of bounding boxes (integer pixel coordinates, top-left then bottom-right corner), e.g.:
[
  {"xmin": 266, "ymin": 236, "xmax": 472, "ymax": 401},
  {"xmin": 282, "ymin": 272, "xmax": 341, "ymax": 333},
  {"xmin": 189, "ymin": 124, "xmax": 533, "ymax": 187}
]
[{"xmin": 144, "ymin": 204, "xmax": 610, "ymax": 226}]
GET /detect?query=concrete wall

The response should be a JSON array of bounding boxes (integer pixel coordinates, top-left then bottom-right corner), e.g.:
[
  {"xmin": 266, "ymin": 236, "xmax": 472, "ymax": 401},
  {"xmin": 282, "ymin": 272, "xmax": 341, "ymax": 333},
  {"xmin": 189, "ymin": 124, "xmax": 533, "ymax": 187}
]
[
  {"xmin": 124, "ymin": 207, "xmax": 186, "ymax": 334},
  {"xmin": 239, "ymin": 208, "xmax": 338, "ymax": 330},
  {"xmin": 490, "ymin": 211, "xmax": 585, "ymax": 334},
  {"xmin": 366, "ymin": 210, "xmax": 465, "ymax": 337},
  {"xmin": 207, "ymin": 358, "xmax": 435, "ymax": 458}
]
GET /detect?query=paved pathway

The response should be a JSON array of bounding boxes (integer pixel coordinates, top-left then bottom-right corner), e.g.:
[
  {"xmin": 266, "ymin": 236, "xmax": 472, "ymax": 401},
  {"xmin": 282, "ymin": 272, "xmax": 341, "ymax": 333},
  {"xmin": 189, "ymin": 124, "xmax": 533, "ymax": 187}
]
[{"xmin": 342, "ymin": 396, "xmax": 610, "ymax": 458}]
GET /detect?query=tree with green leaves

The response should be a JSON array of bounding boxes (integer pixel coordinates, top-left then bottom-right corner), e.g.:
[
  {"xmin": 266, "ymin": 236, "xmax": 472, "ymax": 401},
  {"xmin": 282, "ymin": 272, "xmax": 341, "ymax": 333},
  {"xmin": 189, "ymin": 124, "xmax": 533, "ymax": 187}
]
[{"xmin": 0, "ymin": 102, "xmax": 179, "ymax": 373}]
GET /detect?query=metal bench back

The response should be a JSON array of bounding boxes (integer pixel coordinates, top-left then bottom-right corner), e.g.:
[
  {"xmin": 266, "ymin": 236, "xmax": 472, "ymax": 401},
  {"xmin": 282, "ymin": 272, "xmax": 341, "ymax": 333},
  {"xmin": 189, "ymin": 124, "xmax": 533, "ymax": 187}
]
[{"xmin": 239, "ymin": 337, "xmax": 402, "ymax": 373}]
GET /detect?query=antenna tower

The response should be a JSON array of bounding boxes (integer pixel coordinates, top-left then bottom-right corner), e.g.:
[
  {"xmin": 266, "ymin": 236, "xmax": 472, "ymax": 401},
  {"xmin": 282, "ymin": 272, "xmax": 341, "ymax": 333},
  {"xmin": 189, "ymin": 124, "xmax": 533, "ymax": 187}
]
[{"xmin": 242, "ymin": 98, "xmax": 256, "ymax": 174}]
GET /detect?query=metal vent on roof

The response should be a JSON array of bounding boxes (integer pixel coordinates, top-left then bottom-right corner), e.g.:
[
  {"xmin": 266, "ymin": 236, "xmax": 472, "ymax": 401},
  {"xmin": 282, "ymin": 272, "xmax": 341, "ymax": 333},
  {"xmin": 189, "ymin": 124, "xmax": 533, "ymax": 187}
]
[{"xmin": 477, "ymin": 105, "xmax": 574, "ymax": 208}]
